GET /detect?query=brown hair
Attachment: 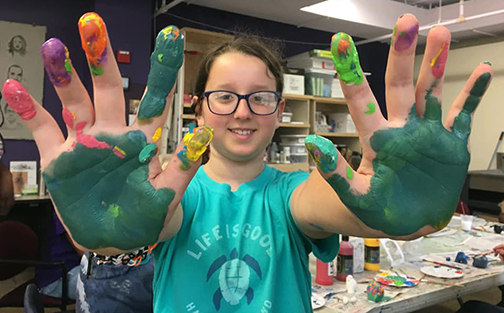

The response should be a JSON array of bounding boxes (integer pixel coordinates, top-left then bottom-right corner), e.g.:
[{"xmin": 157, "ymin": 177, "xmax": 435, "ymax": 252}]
[{"xmin": 192, "ymin": 34, "xmax": 284, "ymax": 114}]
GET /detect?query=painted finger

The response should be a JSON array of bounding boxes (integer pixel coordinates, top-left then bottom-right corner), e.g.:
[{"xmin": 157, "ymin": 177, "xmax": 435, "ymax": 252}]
[
  {"xmin": 444, "ymin": 63, "xmax": 492, "ymax": 140},
  {"xmin": 78, "ymin": 12, "xmax": 125, "ymax": 126},
  {"xmin": 134, "ymin": 26, "xmax": 184, "ymax": 138},
  {"xmin": 415, "ymin": 26, "xmax": 451, "ymax": 121},
  {"xmin": 41, "ymin": 38, "xmax": 95, "ymax": 137},
  {"xmin": 155, "ymin": 126, "xmax": 213, "ymax": 193},
  {"xmin": 2, "ymin": 79, "xmax": 64, "ymax": 163},
  {"xmin": 331, "ymin": 33, "xmax": 387, "ymax": 139},
  {"xmin": 385, "ymin": 14, "xmax": 419, "ymax": 124},
  {"xmin": 305, "ymin": 135, "xmax": 368, "ymax": 194}
]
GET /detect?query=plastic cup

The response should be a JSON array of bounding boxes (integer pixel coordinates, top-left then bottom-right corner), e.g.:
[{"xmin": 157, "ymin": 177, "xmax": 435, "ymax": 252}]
[{"xmin": 461, "ymin": 215, "xmax": 474, "ymax": 231}]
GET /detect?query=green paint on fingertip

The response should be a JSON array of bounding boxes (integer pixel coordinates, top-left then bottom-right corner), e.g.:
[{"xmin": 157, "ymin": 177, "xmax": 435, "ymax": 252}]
[
  {"xmin": 452, "ymin": 72, "xmax": 491, "ymax": 139},
  {"xmin": 347, "ymin": 166, "xmax": 354, "ymax": 180},
  {"xmin": 331, "ymin": 32, "xmax": 363, "ymax": 85},
  {"xmin": 305, "ymin": 135, "xmax": 337, "ymax": 173},
  {"xmin": 42, "ymin": 130, "xmax": 176, "ymax": 250},
  {"xmin": 139, "ymin": 143, "xmax": 158, "ymax": 163},
  {"xmin": 64, "ymin": 59, "xmax": 73, "ymax": 74},
  {"xmin": 138, "ymin": 25, "xmax": 184, "ymax": 122},
  {"xmin": 364, "ymin": 103, "xmax": 376, "ymax": 114},
  {"xmin": 483, "ymin": 61, "xmax": 492, "ymax": 66}
]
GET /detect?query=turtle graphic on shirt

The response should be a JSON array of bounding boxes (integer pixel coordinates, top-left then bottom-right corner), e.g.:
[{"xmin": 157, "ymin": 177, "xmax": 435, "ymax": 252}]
[{"xmin": 206, "ymin": 248, "xmax": 262, "ymax": 310}]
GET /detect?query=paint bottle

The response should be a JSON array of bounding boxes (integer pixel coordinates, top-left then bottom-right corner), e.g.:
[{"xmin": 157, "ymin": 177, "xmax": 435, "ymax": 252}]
[
  {"xmin": 336, "ymin": 236, "xmax": 353, "ymax": 282},
  {"xmin": 315, "ymin": 258, "xmax": 334, "ymax": 285},
  {"xmin": 364, "ymin": 238, "xmax": 380, "ymax": 271}
]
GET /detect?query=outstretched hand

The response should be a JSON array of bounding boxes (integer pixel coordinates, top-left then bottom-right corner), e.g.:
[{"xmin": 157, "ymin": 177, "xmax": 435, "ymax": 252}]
[
  {"xmin": 306, "ymin": 15, "xmax": 493, "ymax": 236},
  {"xmin": 2, "ymin": 13, "xmax": 211, "ymax": 254}
]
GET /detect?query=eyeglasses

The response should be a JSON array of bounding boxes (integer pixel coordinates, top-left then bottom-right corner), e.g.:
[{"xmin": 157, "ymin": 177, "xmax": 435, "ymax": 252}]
[{"xmin": 204, "ymin": 90, "xmax": 281, "ymax": 116}]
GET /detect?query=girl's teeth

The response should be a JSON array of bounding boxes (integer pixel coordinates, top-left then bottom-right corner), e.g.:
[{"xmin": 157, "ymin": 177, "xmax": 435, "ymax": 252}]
[{"xmin": 232, "ymin": 130, "xmax": 252, "ymax": 135}]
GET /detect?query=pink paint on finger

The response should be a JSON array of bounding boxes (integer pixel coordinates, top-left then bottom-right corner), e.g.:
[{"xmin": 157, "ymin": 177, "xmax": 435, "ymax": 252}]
[
  {"xmin": 431, "ymin": 42, "xmax": 449, "ymax": 78},
  {"xmin": 76, "ymin": 131, "xmax": 111, "ymax": 149},
  {"xmin": 74, "ymin": 121, "xmax": 111, "ymax": 149},
  {"xmin": 62, "ymin": 107, "xmax": 75, "ymax": 129},
  {"xmin": 2, "ymin": 79, "xmax": 36, "ymax": 120}
]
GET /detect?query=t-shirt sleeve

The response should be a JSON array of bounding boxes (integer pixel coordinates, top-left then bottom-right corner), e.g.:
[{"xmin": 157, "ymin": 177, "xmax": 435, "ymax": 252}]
[
  {"xmin": 54, "ymin": 213, "xmax": 67, "ymax": 236},
  {"xmin": 280, "ymin": 170, "xmax": 340, "ymax": 263}
]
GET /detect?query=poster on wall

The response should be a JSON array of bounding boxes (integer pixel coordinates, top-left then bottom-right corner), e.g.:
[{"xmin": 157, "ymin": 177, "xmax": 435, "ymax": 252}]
[{"xmin": 0, "ymin": 21, "xmax": 46, "ymax": 140}]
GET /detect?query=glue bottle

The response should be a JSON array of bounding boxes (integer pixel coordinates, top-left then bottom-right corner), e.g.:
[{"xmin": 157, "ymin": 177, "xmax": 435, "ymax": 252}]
[
  {"xmin": 315, "ymin": 258, "xmax": 334, "ymax": 285},
  {"xmin": 336, "ymin": 236, "xmax": 353, "ymax": 282},
  {"xmin": 364, "ymin": 238, "xmax": 380, "ymax": 271}
]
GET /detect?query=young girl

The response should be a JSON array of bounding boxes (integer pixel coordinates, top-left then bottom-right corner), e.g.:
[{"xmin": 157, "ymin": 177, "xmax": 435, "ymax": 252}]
[{"xmin": 2, "ymin": 12, "xmax": 493, "ymax": 313}]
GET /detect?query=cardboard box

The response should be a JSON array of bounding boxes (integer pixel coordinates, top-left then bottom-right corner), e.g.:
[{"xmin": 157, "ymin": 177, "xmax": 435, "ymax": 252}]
[
  {"xmin": 283, "ymin": 74, "xmax": 304, "ymax": 95},
  {"xmin": 331, "ymin": 78, "xmax": 344, "ymax": 98},
  {"xmin": 327, "ymin": 113, "xmax": 356, "ymax": 133}
]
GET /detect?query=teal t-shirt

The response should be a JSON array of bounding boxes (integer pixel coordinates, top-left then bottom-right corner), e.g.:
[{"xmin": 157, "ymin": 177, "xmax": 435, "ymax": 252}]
[{"xmin": 153, "ymin": 164, "xmax": 340, "ymax": 313}]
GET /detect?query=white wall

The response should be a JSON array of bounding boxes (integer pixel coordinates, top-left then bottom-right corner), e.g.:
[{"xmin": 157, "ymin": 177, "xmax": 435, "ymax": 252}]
[{"xmin": 414, "ymin": 41, "xmax": 504, "ymax": 171}]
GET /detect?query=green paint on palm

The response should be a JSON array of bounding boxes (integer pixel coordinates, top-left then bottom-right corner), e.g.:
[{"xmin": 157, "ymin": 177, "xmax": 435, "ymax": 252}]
[
  {"xmin": 305, "ymin": 135, "xmax": 337, "ymax": 173},
  {"xmin": 347, "ymin": 166, "xmax": 354, "ymax": 179},
  {"xmin": 321, "ymin": 73, "xmax": 491, "ymax": 236},
  {"xmin": 43, "ymin": 130, "xmax": 176, "ymax": 250},
  {"xmin": 331, "ymin": 32, "xmax": 363, "ymax": 85},
  {"xmin": 109, "ymin": 204, "xmax": 120, "ymax": 218},
  {"xmin": 365, "ymin": 103, "xmax": 376, "ymax": 114},
  {"xmin": 138, "ymin": 26, "xmax": 184, "ymax": 122}
]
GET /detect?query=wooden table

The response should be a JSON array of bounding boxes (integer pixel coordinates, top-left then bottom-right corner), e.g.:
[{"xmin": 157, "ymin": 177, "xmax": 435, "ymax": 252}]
[{"xmin": 311, "ymin": 227, "xmax": 504, "ymax": 313}]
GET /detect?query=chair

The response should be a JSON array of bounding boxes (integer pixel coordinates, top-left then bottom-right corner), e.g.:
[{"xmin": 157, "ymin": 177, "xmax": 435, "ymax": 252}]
[{"xmin": 0, "ymin": 220, "xmax": 74, "ymax": 311}]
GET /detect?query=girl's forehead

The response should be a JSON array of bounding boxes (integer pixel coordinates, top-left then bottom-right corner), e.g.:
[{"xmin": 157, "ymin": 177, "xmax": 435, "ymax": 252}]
[{"xmin": 207, "ymin": 52, "xmax": 276, "ymax": 89}]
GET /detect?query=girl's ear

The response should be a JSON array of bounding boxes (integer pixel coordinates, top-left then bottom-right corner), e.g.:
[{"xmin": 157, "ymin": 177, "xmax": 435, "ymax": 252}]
[
  {"xmin": 275, "ymin": 98, "xmax": 286, "ymax": 129},
  {"xmin": 192, "ymin": 95, "xmax": 205, "ymax": 126}
]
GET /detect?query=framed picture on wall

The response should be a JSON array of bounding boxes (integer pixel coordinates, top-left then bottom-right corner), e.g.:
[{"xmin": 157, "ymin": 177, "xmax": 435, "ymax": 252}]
[{"xmin": 0, "ymin": 21, "xmax": 46, "ymax": 140}]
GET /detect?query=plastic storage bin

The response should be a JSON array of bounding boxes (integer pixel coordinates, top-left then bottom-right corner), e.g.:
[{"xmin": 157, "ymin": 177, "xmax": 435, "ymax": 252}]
[
  {"xmin": 281, "ymin": 112, "xmax": 293, "ymax": 123},
  {"xmin": 305, "ymin": 69, "xmax": 334, "ymax": 97},
  {"xmin": 279, "ymin": 134, "xmax": 307, "ymax": 144},
  {"xmin": 290, "ymin": 153, "xmax": 308, "ymax": 163},
  {"xmin": 280, "ymin": 143, "xmax": 306, "ymax": 154}
]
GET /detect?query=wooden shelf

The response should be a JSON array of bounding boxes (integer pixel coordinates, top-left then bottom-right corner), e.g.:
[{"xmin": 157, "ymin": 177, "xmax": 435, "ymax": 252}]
[
  {"xmin": 283, "ymin": 94, "xmax": 313, "ymax": 101},
  {"xmin": 279, "ymin": 123, "xmax": 310, "ymax": 128},
  {"xmin": 182, "ymin": 114, "xmax": 196, "ymax": 120},
  {"xmin": 183, "ymin": 103, "xmax": 192, "ymax": 108},
  {"xmin": 315, "ymin": 132, "xmax": 359, "ymax": 138},
  {"xmin": 312, "ymin": 96, "xmax": 346, "ymax": 105},
  {"xmin": 268, "ymin": 163, "xmax": 309, "ymax": 172},
  {"xmin": 282, "ymin": 94, "xmax": 346, "ymax": 105}
]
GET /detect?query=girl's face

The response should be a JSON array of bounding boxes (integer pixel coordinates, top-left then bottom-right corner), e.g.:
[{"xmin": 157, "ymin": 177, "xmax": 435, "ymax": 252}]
[
  {"xmin": 13, "ymin": 37, "xmax": 24, "ymax": 51},
  {"xmin": 197, "ymin": 52, "xmax": 284, "ymax": 162}
]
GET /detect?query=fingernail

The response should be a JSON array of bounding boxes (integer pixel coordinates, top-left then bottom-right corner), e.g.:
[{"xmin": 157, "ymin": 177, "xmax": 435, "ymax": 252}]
[
  {"xmin": 393, "ymin": 23, "xmax": 419, "ymax": 51},
  {"xmin": 483, "ymin": 61, "xmax": 492, "ymax": 66},
  {"xmin": 78, "ymin": 12, "xmax": 107, "ymax": 76},
  {"xmin": 155, "ymin": 26, "xmax": 183, "ymax": 69},
  {"xmin": 41, "ymin": 38, "xmax": 73, "ymax": 86},
  {"xmin": 430, "ymin": 42, "xmax": 449, "ymax": 78},
  {"xmin": 331, "ymin": 32, "xmax": 363, "ymax": 85},
  {"xmin": 2, "ymin": 79, "xmax": 36, "ymax": 120},
  {"xmin": 305, "ymin": 135, "xmax": 337, "ymax": 173}
]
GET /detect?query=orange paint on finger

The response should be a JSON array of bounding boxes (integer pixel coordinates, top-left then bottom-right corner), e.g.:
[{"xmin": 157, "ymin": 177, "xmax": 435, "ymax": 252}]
[
  {"xmin": 2, "ymin": 79, "xmax": 36, "ymax": 120},
  {"xmin": 78, "ymin": 12, "xmax": 107, "ymax": 76}
]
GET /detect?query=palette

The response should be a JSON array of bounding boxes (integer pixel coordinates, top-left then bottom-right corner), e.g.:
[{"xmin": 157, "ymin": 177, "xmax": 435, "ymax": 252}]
[
  {"xmin": 374, "ymin": 271, "xmax": 419, "ymax": 288},
  {"xmin": 311, "ymin": 293, "xmax": 326, "ymax": 310},
  {"xmin": 420, "ymin": 266, "xmax": 464, "ymax": 279}
]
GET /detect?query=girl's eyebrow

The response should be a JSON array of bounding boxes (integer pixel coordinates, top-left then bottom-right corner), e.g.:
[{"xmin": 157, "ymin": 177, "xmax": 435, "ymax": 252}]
[{"xmin": 211, "ymin": 84, "xmax": 273, "ymax": 91}]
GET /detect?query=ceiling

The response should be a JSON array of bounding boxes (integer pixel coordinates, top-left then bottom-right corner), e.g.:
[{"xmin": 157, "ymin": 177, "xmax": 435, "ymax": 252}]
[{"xmin": 161, "ymin": 0, "xmax": 504, "ymax": 45}]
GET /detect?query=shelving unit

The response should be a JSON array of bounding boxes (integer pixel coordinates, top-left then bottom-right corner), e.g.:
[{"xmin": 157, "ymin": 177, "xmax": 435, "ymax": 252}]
[
  {"xmin": 309, "ymin": 96, "xmax": 361, "ymax": 153},
  {"xmin": 163, "ymin": 27, "xmax": 234, "ymax": 154}
]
